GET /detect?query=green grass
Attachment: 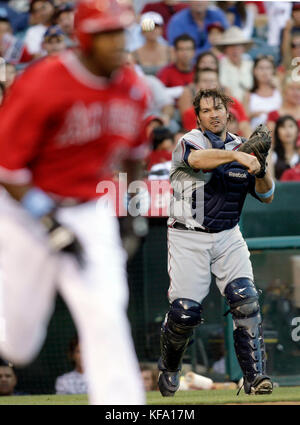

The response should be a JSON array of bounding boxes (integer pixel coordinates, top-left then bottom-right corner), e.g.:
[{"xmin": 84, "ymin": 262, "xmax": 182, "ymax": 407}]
[{"xmin": 0, "ymin": 387, "xmax": 300, "ymax": 405}]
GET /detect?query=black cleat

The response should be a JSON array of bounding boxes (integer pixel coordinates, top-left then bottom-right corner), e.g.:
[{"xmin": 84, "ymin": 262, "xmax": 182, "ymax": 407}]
[
  {"xmin": 242, "ymin": 375, "xmax": 273, "ymax": 395},
  {"xmin": 158, "ymin": 358, "xmax": 180, "ymax": 397}
]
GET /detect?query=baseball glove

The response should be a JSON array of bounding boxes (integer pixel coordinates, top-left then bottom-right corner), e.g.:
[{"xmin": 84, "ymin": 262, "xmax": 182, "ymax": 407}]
[{"xmin": 237, "ymin": 124, "xmax": 272, "ymax": 178}]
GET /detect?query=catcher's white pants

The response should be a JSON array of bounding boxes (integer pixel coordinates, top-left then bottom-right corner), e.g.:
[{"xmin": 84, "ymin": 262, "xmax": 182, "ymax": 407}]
[{"xmin": 0, "ymin": 192, "xmax": 145, "ymax": 405}]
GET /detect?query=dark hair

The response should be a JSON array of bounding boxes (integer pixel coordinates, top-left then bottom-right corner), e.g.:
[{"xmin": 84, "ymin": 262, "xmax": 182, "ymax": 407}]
[
  {"xmin": 195, "ymin": 51, "xmax": 219, "ymax": 73},
  {"xmin": 174, "ymin": 34, "xmax": 196, "ymax": 50},
  {"xmin": 194, "ymin": 67, "xmax": 218, "ymax": 84},
  {"xmin": 250, "ymin": 55, "xmax": 276, "ymax": 93},
  {"xmin": 152, "ymin": 127, "xmax": 173, "ymax": 150},
  {"xmin": 274, "ymin": 115, "xmax": 299, "ymax": 160},
  {"xmin": 30, "ymin": 0, "xmax": 53, "ymax": 13},
  {"xmin": 0, "ymin": 17, "xmax": 11, "ymax": 26},
  {"xmin": 193, "ymin": 88, "xmax": 233, "ymax": 117},
  {"xmin": 53, "ymin": 2, "xmax": 74, "ymax": 23}
]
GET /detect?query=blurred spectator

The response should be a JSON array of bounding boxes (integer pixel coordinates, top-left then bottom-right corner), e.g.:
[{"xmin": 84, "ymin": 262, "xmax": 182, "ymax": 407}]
[
  {"xmin": 267, "ymin": 73, "xmax": 300, "ymax": 133},
  {"xmin": 167, "ymin": 1, "xmax": 229, "ymax": 56},
  {"xmin": 265, "ymin": 1, "xmax": 292, "ymax": 48},
  {"xmin": 0, "ymin": 0, "xmax": 29, "ymax": 32},
  {"xmin": 0, "ymin": 16, "xmax": 33, "ymax": 64},
  {"xmin": 206, "ymin": 22, "xmax": 225, "ymax": 59},
  {"xmin": 272, "ymin": 115, "xmax": 300, "ymax": 180},
  {"xmin": 280, "ymin": 30, "xmax": 300, "ymax": 78},
  {"xmin": 126, "ymin": 51, "xmax": 179, "ymax": 130},
  {"xmin": 178, "ymin": 67, "xmax": 219, "ymax": 117},
  {"xmin": 55, "ymin": 335, "xmax": 88, "ymax": 395},
  {"xmin": 0, "ymin": 361, "xmax": 17, "ymax": 396},
  {"xmin": 141, "ymin": 0, "xmax": 188, "ymax": 40},
  {"xmin": 3, "ymin": 62, "xmax": 17, "ymax": 89},
  {"xmin": 281, "ymin": 3, "xmax": 300, "ymax": 70},
  {"xmin": 140, "ymin": 364, "xmax": 158, "ymax": 391},
  {"xmin": 52, "ymin": 2, "xmax": 75, "ymax": 47},
  {"xmin": 218, "ymin": 1, "xmax": 257, "ymax": 38},
  {"xmin": 147, "ymin": 126, "xmax": 173, "ymax": 180},
  {"xmin": 143, "ymin": 115, "xmax": 164, "ymax": 141},
  {"xmin": 216, "ymin": 26, "xmax": 254, "ymax": 102},
  {"xmin": 243, "ymin": 55, "xmax": 282, "ymax": 130},
  {"xmin": 195, "ymin": 50, "xmax": 219, "ymax": 72},
  {"xmin": 42, "ymin": 25, "xmax": 66, "ymax": 55},
  {"xmin": 132, "ymin": 12, "xmax": 171, "ymax": 76},
  {"xmin": 173, "ymin": 127, "xmax": 186, "ymax": 145},
  {"xmin": 24, "ymin": 0, "xmax": 55, "ymax": 57},
  {"xmin": 157, "ymin": 34, "xmax": 195, "ymax": 88},
  {"xmin": 0, "ymin": 81, "xmax": 5, "ymax": 105}
]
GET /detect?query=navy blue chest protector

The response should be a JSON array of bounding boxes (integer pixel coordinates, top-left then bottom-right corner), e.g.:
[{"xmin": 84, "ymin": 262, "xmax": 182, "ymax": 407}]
[{"xmin": 192, "ymin": 134, "xmax": 255, "ymax": 232}]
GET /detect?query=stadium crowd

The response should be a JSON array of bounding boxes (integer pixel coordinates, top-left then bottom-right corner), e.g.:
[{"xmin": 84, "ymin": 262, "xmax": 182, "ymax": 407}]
[{"xmin": 0, "ymin": 0, "xmax": 300, "ymax": 184}]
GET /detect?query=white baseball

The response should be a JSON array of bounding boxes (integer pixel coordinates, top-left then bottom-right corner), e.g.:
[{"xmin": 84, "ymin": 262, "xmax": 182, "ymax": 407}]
[{"xmin": 141, "ymin": 18, "xmax": 155, "ymax": 32}]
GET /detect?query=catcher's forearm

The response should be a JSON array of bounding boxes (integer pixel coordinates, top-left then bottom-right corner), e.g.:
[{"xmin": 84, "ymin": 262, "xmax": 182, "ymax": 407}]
[
  {"xmin": 255, "ymin": 171, "xmax": 275, "ymax": 203},
  {"xmin": 188, "ymin": 149, "xmax": 237, "ymax": 170}
]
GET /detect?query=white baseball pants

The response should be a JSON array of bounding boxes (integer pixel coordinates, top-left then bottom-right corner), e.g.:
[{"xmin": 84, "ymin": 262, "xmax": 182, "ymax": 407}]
[{"xmin": 0, "ymin": 192, "xmax": 145, "ymax": 405}]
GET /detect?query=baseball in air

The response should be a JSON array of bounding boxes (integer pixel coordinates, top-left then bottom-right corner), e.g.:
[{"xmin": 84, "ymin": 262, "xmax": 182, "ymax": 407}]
[{"xmin": 141, "ymin": 18, "xmax": 155, "ymax": 32}]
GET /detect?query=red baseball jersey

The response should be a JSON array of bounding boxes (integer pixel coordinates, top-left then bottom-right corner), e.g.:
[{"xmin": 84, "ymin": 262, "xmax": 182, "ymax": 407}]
[
  {"xmin": 157, "ymin": 64, "xmax": 195, "ymax": 88},
  {"xmin": 0, "ymin": 51, "xmax": 150, "ymax": 200}
]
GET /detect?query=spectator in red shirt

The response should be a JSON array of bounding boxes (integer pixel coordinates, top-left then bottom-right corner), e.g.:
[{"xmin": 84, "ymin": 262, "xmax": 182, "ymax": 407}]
[
  {"xmin": 157, "ymin": 34, "xmax": 195, "ymax": 88},
  {"xmin": 141, "ymin": 1, "xmax": 188, "ymax": 40},
  {"xmin": 280, "ymin": 162, "xmax": 300, "ymax": 181}
]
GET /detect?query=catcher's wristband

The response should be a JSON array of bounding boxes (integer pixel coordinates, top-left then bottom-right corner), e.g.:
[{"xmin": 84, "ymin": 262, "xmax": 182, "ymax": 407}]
[
  {"xmin": 21, "ymin": 187, "xmax": 55, "ymax": 218},
  {"xmin": 255, "ymin": 180, "xmax": 275, "ymax": 199}
]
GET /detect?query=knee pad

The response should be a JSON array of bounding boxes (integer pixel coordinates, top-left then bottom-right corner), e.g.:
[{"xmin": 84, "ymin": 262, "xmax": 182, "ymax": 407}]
[
  {"xmin": 166, "ymin": 298, "xmax": 203, "ymax": 335},
  {"xmin": 224, "ymin": 278, "xmax": 262, "ymax": 335},
  {"xmin": 224, "ymin": 278, "xmax": 260, "ymax": 318}
]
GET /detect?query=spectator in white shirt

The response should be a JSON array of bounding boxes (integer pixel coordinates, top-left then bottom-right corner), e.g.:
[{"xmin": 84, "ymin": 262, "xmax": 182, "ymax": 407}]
[
  {"xmin": 24, "ymin": 0, "xmax": 55, "ymax": 57},
  {"xmin": 55, "ymin": 335, "xmax": 88, "ymax": 395},
  {"xmin": 215, "ymin": 26, "xmax": 254, "ymax": 102},
  {"xmin": 243, "ymin": 55, "xmax": 282, "ymax": 130}
]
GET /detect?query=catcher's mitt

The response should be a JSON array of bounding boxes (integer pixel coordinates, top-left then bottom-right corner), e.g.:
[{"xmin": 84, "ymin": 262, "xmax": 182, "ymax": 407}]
[{"xmin": 237, "ymin": 124, "xmax": 271, "ymax": 178}]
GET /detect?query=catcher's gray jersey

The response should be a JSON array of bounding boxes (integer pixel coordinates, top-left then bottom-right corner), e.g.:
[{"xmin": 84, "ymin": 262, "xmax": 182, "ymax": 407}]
[{"xmin": 168, "ymin": 129, "xmax": 243, "ymax": 229}]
